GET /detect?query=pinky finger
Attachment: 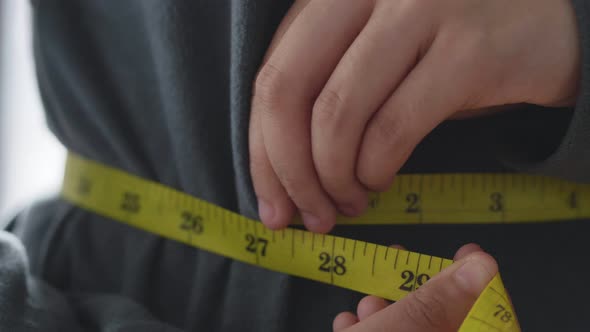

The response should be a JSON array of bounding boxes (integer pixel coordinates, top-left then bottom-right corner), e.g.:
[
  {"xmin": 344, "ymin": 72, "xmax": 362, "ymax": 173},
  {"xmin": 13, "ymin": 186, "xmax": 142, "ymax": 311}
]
[{"xmin": 333, "ymin": 312, "xmax": 359, "ymax": 332}]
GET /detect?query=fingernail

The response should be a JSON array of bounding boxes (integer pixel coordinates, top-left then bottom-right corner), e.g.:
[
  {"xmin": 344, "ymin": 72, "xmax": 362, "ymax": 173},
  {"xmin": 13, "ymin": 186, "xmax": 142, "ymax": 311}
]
[
  {"xmin": 258, "ymin": 198, "xmax": 275, "ymax": 224},
  {"xmin": 301, "ymin": 212, "xmax": 321, "ymax": 229},
  {"xmin": 339, "ymin": 204, "xmax": 359, "ymax": 217},
  {"xmin": 453, "ymin": 256, "xmax": 495, "ymax": 294}
]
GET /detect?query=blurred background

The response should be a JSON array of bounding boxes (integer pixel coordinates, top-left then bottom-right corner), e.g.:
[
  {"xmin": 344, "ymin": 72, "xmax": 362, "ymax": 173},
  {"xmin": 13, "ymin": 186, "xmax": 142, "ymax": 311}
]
[{"xmin": 0, "ymin": 0, "xmax": 65, "ymax": 225}]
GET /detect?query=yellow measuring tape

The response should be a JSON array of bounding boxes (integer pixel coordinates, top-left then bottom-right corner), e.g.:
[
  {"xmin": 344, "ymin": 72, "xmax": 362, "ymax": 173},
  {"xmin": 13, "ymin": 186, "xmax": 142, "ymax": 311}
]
[{"xmin": 61, "ymin": 152, "xmax": 590, "ymax": 331}]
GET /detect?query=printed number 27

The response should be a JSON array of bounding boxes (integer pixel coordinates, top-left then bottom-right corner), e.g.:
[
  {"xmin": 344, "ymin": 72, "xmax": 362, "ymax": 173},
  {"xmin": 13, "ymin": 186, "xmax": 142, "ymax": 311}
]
[{"xmin": 245, "ymin": 234, "xmax": 268, "ymax": 256}]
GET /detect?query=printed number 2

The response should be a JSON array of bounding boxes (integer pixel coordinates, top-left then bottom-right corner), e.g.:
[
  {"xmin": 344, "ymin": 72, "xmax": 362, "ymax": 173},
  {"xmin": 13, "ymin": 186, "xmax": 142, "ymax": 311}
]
[{"xmin": 405, "ymin": 193, "xmax": 420, "ymax": 213}]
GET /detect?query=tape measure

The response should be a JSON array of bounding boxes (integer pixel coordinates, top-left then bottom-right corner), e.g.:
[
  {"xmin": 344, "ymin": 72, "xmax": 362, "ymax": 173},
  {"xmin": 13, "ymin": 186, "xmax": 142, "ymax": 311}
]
[{"xmin": 61, "ymin": 152, "xmax": 589, "ymax": 331}]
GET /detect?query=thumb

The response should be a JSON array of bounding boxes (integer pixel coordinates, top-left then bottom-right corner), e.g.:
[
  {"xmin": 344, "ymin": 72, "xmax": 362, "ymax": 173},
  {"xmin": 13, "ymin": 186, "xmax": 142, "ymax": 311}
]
[
  {"xmin": 394, "ymin": 251, "xmax": 498, "ymax": 331},
  {"xmin": 346, "ymin": 251, "xmax": 498, "ymax": 332}
]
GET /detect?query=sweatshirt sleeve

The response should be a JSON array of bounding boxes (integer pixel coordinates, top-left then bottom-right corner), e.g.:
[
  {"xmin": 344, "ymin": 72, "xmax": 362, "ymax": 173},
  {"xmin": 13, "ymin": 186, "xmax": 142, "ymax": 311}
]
[{"xmin": 497, "ymin": 0, "xmax": 590, "ymax": 183}]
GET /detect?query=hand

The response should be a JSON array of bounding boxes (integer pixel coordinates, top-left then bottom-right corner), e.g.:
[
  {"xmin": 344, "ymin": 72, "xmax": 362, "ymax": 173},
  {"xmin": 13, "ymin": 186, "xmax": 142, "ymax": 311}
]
[
  {"xmin": 333, "ymin": 243, "xmax": 510, "ymax": 332},
  {"xmin": 249, "ymin": 0, "xmax": 581, "ymax": 232}
]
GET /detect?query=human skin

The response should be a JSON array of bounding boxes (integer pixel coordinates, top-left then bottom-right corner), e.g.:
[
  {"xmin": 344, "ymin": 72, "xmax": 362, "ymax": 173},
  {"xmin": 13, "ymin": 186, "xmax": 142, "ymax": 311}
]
[
  {"xmin": 332, "ymin": 243, "xmax": 511, "ymax": 332},
  {"xmin": 248, "ymin": 0, "xmax": 581, "ymax": 233}
]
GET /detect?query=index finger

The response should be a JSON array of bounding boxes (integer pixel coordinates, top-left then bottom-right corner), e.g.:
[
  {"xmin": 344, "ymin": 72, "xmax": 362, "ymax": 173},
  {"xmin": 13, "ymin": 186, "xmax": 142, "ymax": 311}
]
[{"xmin": 252, "ymin": 0, "xmax": 373, "ymax": 232}]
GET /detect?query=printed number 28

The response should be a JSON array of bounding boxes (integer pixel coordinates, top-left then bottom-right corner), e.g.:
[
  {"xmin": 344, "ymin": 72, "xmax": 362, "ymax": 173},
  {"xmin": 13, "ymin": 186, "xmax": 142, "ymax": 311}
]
[{"xmin": 318, "ymin": 252, "xmax": 347, "ymax": 276}]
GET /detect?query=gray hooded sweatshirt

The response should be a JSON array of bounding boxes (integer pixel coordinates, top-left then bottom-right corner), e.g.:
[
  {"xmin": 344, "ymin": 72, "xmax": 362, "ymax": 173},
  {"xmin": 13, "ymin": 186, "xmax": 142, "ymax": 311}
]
[{"xmin": 3, "ymin": 0, "xmax": 590, "ymax": 331}]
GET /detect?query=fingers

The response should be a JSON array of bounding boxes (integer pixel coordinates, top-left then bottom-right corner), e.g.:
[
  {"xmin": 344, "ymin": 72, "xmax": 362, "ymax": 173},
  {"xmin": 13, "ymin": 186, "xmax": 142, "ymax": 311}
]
[
  {"xmin": 333, "ymin": 243, "xmax": 494, "ymax": 332},
  {"xmin": 249, "ymin": 0, "xmax": 311, "ymax": 230},
  {"xmin": 260, "ymin": 0, "xmax": 312, "ymax": 65},
  {"xmin": 349, "ymin": 251, "xmax": 497, "ymax": 332},
  {"xmin": 332, "ymin": 295, "xmax": 388, "ymax": 331},
  {"xmin": 333, "ymin": 243, "xmax": 399, "ymax": 330},
  {"xmin": 332, "ymin": 294, "xmax": 388, "ymax": 331},
  {"xmin": 393, "ymin": 251, "xmax": 498, "ymax": 331},
  {"xmin": 252, "ymin": 0, "xmax": 373, "ymax": 233},
  {"xmin": 358, "ymin": 35, "xmax": 471, "ymax": 191},
  {"xmin": 357, "ymin": 243, "xmax": 398, "ymax": 320},
  {"xmin": 356, "ymin": 296, "xmax": 388, "ymax": 321},
  {"xmin": 333, "ymin": 312, "xmax": 358, "ymax": 332},
  {"xmin": 390, "ymin": 243, "xmax": 483, "ymax": 261},
  {"xmin": 249, "ymin": 107, "xmax": 296, "ymax": 229},
  {"xmin": 454, "ymin": 243, "xmax": 483, "ymax": 260},
  {"xmin": 311, "ymin": 0, "xmax": 437, "ymax": 216}
]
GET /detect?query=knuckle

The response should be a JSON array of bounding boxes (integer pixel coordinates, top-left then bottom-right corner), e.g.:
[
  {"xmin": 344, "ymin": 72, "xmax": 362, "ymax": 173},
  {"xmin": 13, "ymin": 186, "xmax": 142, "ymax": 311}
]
[
  {"xmin": 313, "ymin": 88, "xmax": 346, "ymax": 123},
  {"xmin": 359, "ymin": 112, "xmax": 415, "ymax": 192},
  {"xmin": 312, "ymin": 90, "xmax": 359, "ymax": 200},
  {"xmin": 314, "ymin": 151, "xmax": 362, "ymax": 205},
  {"xmin": 313, "ymin": 88, "xmax": 352, "ymax": 138},
  {"xmin": 253, "ymin": 63, "xmax": 287, "ymax": 115},
  {"xmin": 372, "ymin": 111, "xmax": 411, "ymax": 150},
  {"xmin": 403, "ymin": 288, "xmax": 451, "ymax": 329}
]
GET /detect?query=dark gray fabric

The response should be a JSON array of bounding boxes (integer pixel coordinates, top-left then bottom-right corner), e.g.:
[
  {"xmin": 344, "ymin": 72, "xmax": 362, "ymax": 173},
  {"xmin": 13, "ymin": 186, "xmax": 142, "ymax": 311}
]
[
  {"xmin": 4, "ymin": 0, "xmax": 590, "ymax": 331},
  {"xmin": 0, "ymin": 229, "xmax": 181, "ymax": 332},
  {"xmin": 500, "ymin": 0, "xmax": 590, "ymax": 181}
]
